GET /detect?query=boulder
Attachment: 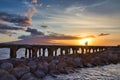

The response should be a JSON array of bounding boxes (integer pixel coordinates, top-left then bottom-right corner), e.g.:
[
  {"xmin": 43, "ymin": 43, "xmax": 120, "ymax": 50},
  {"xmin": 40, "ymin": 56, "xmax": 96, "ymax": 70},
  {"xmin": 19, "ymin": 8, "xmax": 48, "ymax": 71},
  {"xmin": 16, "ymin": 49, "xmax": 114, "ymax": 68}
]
[
  {"xmin": 0, "ymin": 62, "xmax": 13, "ymax": 72},
  {"xmin": 43, "ymin": 76, "xmax": 55, "ymax": 80},
  {"xmin": 48, "ymin": 61, "xmax": 57, "ymax": 71},
  {"xmin": 57, "ymin": 62, "xmax": 67, "ymax": 73},
  {"xmin": 20, "ymin": 73, "xmax": 38, "ymax": 80},
  {"xmin": 64, "ymin": 67, "xmax": 74, "ymax": 74},
  {"xmin": 73, "ymin": 57, "xmax": 82, "ymax": 67},
  {"xmin": 27, "ymin": 61, "xmax": 37, "ymax": 71},
  {"xmin": 34, "ymin": 70, "xmax": 46, "ymax": 78},
  {"xmin": 11, "ymin": 66, "xmax": 30, "ymax": 79},
  {"xmin": 11, "ymin": 58, "xmax": 26, "ymax": 67},
  {"xmin": 0, "ymin": 74, "xmax": 17, "ymax": 80},
  {"xmin": 37, "ymin": 61, "xmax": 49, "ymax": 74},
  {"xmin": 0, "ymin": 69, "xmax": 9, "ymax": 77}
]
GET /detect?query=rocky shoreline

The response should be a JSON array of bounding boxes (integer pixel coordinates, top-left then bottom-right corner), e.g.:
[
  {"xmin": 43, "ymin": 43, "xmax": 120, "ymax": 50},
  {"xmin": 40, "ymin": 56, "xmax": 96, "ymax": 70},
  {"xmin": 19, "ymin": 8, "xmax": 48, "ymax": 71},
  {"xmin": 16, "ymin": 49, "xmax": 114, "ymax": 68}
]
[{"xmin": 0, "ymin": 48, "xmax": 120, "ymax": 80}]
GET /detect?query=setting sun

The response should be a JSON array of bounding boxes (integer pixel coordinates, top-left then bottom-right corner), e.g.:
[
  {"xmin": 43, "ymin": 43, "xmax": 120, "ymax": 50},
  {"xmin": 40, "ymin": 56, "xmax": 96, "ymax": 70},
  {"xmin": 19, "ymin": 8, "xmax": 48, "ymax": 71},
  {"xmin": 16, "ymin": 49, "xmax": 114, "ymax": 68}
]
[{"xmin": 79, "ymin": 38, "xmax": 92, "ymax": 46}]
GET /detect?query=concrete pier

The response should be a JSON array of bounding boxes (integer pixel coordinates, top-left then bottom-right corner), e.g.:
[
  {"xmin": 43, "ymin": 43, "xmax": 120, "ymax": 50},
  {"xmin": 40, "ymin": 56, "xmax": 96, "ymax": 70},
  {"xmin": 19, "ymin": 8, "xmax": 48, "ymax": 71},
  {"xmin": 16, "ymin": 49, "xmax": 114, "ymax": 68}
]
[{"xmin": 0, "ymin": 43, "xmax": 118, "ymax": 58}]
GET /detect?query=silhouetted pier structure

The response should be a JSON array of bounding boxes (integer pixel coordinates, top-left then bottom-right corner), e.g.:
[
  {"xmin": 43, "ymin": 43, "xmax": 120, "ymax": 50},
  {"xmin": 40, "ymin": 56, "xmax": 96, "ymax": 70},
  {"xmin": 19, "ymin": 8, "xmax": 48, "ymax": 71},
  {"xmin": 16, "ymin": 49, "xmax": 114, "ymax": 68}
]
[{"xmin": 0, "ymin": 43, "xmax": 118, "ymax": 58}]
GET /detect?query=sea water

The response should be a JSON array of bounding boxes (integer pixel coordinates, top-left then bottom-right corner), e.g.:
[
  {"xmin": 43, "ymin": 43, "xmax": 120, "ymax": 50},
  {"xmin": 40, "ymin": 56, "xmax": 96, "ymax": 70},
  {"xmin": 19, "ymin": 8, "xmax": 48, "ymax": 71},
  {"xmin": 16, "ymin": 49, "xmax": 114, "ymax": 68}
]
[{"xmin": 43, "ymin": 64, "xmax": 120, "ymax": 80}]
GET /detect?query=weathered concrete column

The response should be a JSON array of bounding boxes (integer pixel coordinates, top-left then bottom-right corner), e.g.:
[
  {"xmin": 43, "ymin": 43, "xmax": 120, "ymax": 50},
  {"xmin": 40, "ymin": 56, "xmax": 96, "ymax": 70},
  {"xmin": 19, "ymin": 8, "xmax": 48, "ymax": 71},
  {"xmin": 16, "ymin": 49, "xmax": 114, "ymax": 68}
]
[
  {"xmin": 72, "ymin": 49, "xmax": 77, "ymax": 54},
  {"xmin": 32, "ymin": 47, "xmax": 38, "ymax": 58},
  {"xmin": 10, "ymin": 47, "xmax": 18, "ymax": 58},
  {"xmin": 54, "ymin": 49, "xmax": 57, "ymax": 56},
  {"xmin": 42, "ymin": 48, "xmax": 46, "ymax": 56},
  {"xmin": 48, "ymin": 48, "xmax": 54, "ymax": 56},
  {"xmin": 28, "ymin": 48, "xmax": 32, "ymax": 58},
  {"xmin": 65, "ymin": 48, "xmax": 68, "ymax": 55},
  {"xmin": 60, "ymin": 48, "xmax": 64, "ymax": 55},
  {"xmin": 25, "ymin": 48, "xmax": 27, "ymax": 57},
  {"xmin": 81, "ymin": 48, "xmax": 84, "ymax": 54},
  {"xmin": 68, "ymin": 48, "xmax": 70, "ymax": 54},
  {"xmin": 39, "ymin": 48, "xmax": 41, "ymax": 57}
]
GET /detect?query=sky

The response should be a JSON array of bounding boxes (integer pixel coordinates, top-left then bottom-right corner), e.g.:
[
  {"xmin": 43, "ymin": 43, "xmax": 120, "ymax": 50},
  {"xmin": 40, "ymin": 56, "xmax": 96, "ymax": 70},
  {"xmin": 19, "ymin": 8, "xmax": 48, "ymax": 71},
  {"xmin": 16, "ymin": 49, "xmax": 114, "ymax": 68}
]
[{"xmin": 0, "ymin": 0, "xmax": 120, "ymax": 46}]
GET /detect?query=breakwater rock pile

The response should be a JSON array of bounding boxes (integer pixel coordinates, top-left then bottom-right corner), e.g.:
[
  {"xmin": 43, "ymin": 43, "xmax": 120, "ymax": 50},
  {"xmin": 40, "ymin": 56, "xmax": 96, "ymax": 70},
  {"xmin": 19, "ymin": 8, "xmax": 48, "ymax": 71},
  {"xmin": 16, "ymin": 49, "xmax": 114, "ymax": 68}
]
[{"xmin": 0, "ymin": 48, "xmax": 120, "ymax": 80}]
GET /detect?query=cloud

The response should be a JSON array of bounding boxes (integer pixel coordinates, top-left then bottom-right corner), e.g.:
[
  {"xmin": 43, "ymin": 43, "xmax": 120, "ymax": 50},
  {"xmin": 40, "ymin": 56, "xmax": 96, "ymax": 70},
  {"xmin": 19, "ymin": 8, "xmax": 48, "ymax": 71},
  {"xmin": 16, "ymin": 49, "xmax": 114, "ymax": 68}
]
[
  {"xmin": 98, "ymin": 33, "xmax": 110, "ymax": 36},
  {"xmin": 26, "ymin": 28, "xmax": 44, "ymax": 35},
  {"xmin": 0, "ymin": 24, "xmax": 21, "ymax": 30},
  {"xmin": 24, "ymin": 8, "xmax": 36, "ymax": 18},
  {"xmin": 0, "ymin": 12, "xmax": 31, "ymax": 26},
  {"xmin": 83, "ymin": 35, "xmax": 96, "ymax": 38},
  {"xmin": 41, "ymin": 25, "xmax": 48, "ymax": 28},
  {"xmin": 19, "ymin": 30, "xmax": 95, "ymax": 41},
  {"xmin": 0, "ymin": 30, "xmax": 10, "ymax": 34},
  {"xmin": 46, "ymin": 5, "xmax": 51, "ymax": 8},
  {"xmin": 32, "ymin": 0, "xmax": 37, "ymax": 4}
]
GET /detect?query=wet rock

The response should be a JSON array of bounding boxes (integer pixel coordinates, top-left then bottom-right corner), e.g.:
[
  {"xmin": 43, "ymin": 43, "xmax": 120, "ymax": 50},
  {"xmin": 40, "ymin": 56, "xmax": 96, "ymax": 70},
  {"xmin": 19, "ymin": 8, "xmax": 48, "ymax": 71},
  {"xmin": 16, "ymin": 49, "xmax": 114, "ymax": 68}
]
[
  {"xmin": 48, "ymin": 61, "xmax": 57, "ymax": 71},
  {"xmin": 11, "ymin": 58, "xmax": 26, "ymax": 67},
  {"xmin": 28, "ymin": 61, "xmax": 37, "ymax": 71},
  {"xmin": 66, "ymin": 57, "xmax": 74, "ymax": 66},
  {"xmin": 43, "ymin": 76, "xmax": 55, "ymax": 80},
  {"xmin": 37, "ymin": 61, "xmax": 49, "ymax": 74},
  {"xmin": 0, "ymin": 69, "xmax": 9, "ymax": 77},
  {"xmin": 0, "ymin": 74, "xmax": 17, "ymax": 80},
  {"xmin": 85, "ymin": 63, "xmax": 93, "ymax": 67},
  {"xmin": 11, "ymin": 66, "xmax": 30, "ymax": 79},
  {"xmin": 20, "ymin": 73, "xmax": 38, "ymax": 80},
  {"xmin": 57, "ymin": 62, "xmax": 67, "ymax": 73},
  {"xmin": 0, "ymin": 62, "xmax": 13, "ymax": 72},
  {"xmin": 64, "ymin": 67, "xmax": 74, "ymax": 74},
  {"xmin": 91, "ymin": 57, "xmax": 101, "ymax": 66},
  {"xmin": 34, "ymin": 70, "xmax": 46, "ymax": 78},
  {"xmin": 73, "ymin": 57, "xmax": 82, "ymax": 67},
  {"xmin": 49, "ymin": 69, "xmax": 60, "ymax": 76}
]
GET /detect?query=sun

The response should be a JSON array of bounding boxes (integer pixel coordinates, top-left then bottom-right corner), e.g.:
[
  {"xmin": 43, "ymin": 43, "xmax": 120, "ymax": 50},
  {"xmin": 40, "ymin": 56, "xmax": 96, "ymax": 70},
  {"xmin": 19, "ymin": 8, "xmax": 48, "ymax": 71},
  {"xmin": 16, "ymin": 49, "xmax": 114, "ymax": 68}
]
[{"xmin": 79, "ymin": 38, "xmax": 91, "ymax": 46}]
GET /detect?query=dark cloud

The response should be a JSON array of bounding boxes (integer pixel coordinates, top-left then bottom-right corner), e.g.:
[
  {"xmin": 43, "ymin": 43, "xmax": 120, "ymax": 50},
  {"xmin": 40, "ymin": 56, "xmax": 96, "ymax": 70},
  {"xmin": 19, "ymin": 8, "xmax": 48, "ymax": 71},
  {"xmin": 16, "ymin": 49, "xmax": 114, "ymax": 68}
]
[
  {"xmin": 0, "ymin": 24, "xmax": 21, "ymax": 30},
  {"xmin": 83, "ymin": 35, "xmax": 96, "ymax": 38},
  {"xmin": 18, "ymin": 35, "xmax": 31, "ymax": 39},
  {"xmin": 41, "ymin": 25, "xmax": 48, "ymax": 28},
  {"xmin": 0, "ymin": 12, "xmax": 31, "ymax": 26},
  {"xmin": 26, "ymin": 28, "xmax": 44, "ymax": 35},
  {"xmin": 0, "ymin": 30, "xmax": 10, "ymax": 34},
  {"xmin": 19, "ymin": 31, "xmax": 95, "ymax": 41},
  {"xmin": 98, "ymin": 33, "xmax": 110, "ymax": 36}
]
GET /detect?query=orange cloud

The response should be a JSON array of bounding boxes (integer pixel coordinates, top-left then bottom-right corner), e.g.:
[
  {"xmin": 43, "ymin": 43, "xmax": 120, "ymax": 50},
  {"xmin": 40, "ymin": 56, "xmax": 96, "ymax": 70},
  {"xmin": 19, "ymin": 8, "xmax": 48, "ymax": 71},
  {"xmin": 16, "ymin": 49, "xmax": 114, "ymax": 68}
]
[
  {"xmin": 32, "ymin": 0, "xmax": 37, "ymax": 4},
  {"xmin": 98, "ymin": 33, "xmax": 110, "ymax": 36},
  {"xmin": 25, "ymin": 8, "xmax": 36, "ymax": 18}
]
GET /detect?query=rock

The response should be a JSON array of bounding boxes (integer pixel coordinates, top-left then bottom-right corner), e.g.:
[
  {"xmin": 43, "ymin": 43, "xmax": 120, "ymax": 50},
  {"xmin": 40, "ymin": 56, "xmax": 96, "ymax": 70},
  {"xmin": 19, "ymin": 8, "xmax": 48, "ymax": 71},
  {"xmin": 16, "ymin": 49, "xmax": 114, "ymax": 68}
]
[
  {"xmin": 73, "ymin": 57, "xmax": 82, "ymax": 67},
  {"xmin": 37, "ymin": 61, "xmax": 49, "ymax": 74},
  {"xmin": 85, "ymin": 63, "xmax": 93, "ymax": 67},
  {"xmin": 49, "ymin": 69, "xmax": 60, "ymax": 76},
  {"xmin": 66, "ymin": 57, "xmax": 74, "ymax": 66},
  {"xmin": 11, "ymin": 58, "xmax": 25, "ymax": 67},
  {"xmin": 0, "ymin": 62, "xmax": 13, "ymax": 72},
  {"xmin": 48, "ymin": 61, "xmax": 57, "ymax": 71},
  {"xmin": 43, "ymin": 76, "xmax": 55, "ymax": 80},
  {"xmin": 28, "ymin": 61, "xmax": 37, "ymax": 71},
  {"xmin": 34, "ymin": 70, "xmax": 46, "ymax": 78},
  {"xmin": 57, "ymin": 62, "xmax": 67, "ymax": 73},
  {"xmin": 64, "ymin": 67, "xmax": 74, "ymax": 74},
  {"xmin": 0, "ymin": 69, "xmax": 9, "ymax": 77},
  {"xmin": 11, "ymin": 66, "xmax": 30, "ymax": 79},
  {"xmin": 0, "ymin": 74, "xmax": 17, "ymax": 80},
  {"xmin": 20, "ymin": 73, "xmax": 38, "ymax": 80}
]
